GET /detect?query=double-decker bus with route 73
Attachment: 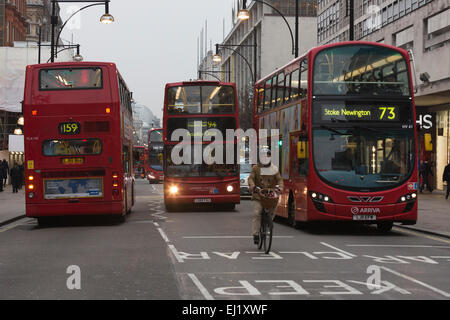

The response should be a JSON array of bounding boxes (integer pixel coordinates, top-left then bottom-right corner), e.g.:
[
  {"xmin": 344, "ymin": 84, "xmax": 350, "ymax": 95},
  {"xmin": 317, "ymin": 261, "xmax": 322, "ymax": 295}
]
[
  {"xmin": 163, "ymin": 81, "xmax": 240, "ymax": 211},
  {"xmin": 254, "ymin": 41, "xmax": 418, "ymax": 232},
  {"xmin": 23, "ymin": 62, "xmax": 135, "ymax": 224}
]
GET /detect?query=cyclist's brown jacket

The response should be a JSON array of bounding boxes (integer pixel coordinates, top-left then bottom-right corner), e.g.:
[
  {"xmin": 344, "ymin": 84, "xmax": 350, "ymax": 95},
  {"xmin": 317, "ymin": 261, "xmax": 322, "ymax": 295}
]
[{"xmin": 248, "ymin": 164, "xmax": 283, "ymax": 200}]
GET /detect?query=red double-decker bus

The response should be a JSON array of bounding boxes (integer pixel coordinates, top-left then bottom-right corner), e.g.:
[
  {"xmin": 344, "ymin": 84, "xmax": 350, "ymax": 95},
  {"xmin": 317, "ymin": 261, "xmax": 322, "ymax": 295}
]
[
  {"xmin": 133, "ymin": 145, "xmax": 147, "ymax": 179},
  {"xmin": 147, "ymin": 128, "xmax": 164, "ymax": 183},
  {"xmin": 163, "ymin": 81, "xmax": 240, "ymax": 211},
  {"xmin": 23, "ymin": 62, "xmax": 135, "ymax": 224},
  {"xmin": 254, "ymin": 42, "xmax": 418, "ymax": 231}
]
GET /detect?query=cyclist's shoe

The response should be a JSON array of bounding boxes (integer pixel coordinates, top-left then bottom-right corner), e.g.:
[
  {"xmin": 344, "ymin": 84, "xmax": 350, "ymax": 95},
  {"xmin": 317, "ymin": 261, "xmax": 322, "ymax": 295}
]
[{"xmin": 253, "ymin": 235, "xmax": 259, "ymax": 245}]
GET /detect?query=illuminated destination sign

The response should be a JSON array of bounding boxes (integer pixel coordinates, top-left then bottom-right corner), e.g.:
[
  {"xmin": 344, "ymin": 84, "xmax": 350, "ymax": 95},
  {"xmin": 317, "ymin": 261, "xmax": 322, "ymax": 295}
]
[{"xmin": 320, "ymin": 105, "xmax": 400, "ymax": 122}]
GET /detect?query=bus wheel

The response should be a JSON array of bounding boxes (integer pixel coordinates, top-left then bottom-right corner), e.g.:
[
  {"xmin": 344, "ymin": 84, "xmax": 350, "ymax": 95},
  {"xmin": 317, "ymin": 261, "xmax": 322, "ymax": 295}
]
[
  {"xmin": 377, "ymin": 221, "xmax": 393, "ymax": 233},
  {"xmin": 112, "ymin": 214, "xmax": 126, "ymax": 224},
  {"xmin": 224, "ymin": 204, "xmax": 235, "ymax": 211},
  {"xmin": 37, "ymin": 217, "xmax": 51, "ymax": 227},
  {"xmin": 288, "ymin": 195, "xmax": 299, "ymax": 229}
]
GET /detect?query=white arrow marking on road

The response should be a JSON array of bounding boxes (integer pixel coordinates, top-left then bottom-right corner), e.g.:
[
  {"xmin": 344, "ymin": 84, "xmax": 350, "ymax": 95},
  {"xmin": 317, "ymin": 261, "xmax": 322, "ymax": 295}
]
[
  {"xmin": 187, "ymin": 274, "xmax": 214, "ymax": 300},
  {"xmin": 320, "ymin": 242, "xmax": 357, "ymax": 258}
]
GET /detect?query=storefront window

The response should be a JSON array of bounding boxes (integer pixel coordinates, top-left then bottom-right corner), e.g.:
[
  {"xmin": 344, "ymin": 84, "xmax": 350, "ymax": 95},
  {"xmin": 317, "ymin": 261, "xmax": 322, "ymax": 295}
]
[{"xmin": 436, "ymin": 110, "xmax": 450, "ymax": 190}]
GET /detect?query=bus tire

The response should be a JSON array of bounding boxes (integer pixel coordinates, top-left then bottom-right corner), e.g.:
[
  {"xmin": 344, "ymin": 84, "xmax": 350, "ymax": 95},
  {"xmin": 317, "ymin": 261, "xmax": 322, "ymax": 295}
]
[
  {"xmin": 37, "ymin": 217, "xmax": 51, "ymax": 227},
  {"xmin": 112, "ymin": 214, "xmax": 126, "ymax": 224},
  {"xmin": 377, "ymin": 221, "xmax": 393, "ymax": 233}
]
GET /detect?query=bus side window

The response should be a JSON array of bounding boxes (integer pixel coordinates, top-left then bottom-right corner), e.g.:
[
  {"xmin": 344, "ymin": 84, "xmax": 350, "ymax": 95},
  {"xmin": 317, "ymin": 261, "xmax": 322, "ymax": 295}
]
[
  {"xmin": 123, "ymin": 145, "xmax": 130, "ymax": 174},
  {"xmin": 290, "ymin": 68, "xmax": 300, "ymax": 100},
  {"xmin": 298, "ymin": 138, "xmax": 309, "ymax": 176},
  {"xmin": 269, "ymin": 75, "xmax": 277, "ymax": 110},
  {"xmin": 276, "ymin": 72, "xmax": 285, "ymax": 108},
  {"xmin": 263, "ymin": 79, "xmax": 272, "ymax": 112},
  {"xmin": 300, "ymin": 59, "xmax": 308, "ymax": 97},
  {"xmin": 284, "ymin": 73, "xmax": 291, "ymax": 104}
]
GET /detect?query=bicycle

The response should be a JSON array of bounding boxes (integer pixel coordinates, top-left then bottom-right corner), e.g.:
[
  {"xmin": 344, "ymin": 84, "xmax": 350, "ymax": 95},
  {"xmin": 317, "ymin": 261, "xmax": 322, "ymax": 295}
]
[{"xmin": 254, "ymin": 186, "xmax": 280, "ymax": 254}]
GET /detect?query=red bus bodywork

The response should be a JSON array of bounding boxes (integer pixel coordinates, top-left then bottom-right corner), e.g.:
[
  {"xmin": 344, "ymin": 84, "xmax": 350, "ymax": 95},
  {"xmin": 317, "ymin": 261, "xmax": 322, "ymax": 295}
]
[
  {"xmin": 23, "ymin": 62, "xmax": 135, "ymax": 219},
  {"xmin": 254, "ymin": 42, "xmax": 418, "ymax": 229},
  {"xmin": 163, "ymin": 81, "xmax": 240, "ymax": 209},
  {"xmin": 147, "ymin": 128, "xmax": 164, "ymax": 183}
]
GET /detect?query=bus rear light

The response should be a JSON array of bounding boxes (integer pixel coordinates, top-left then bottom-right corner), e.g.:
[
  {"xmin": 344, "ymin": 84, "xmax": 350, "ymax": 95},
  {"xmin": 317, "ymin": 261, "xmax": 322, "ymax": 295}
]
[
  {"xmin": 105, "ymin": 107, "xmax": 111, "ymax": 114},
  {"xmin": 28, "ymin": 184, "xmax": 34, "ymax": 190},
  {"xmin": 113, "ymin": 182, "xmax": 119, "ymax": 188},
  {"xmin": 112, "ymin": 173, "xmax": 119, "ymax": 179},
  {"xmin": 32, "ymin": 110, "xmax": 37, "ymax": 116},
  {"xmin": 28, "ymin": 175, "xmax": 34, "ymax": 181}
]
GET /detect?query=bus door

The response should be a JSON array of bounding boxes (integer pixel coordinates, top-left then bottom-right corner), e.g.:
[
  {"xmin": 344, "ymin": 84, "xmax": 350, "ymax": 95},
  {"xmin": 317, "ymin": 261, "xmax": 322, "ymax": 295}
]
[{"xmin": 290, "ymin": 132, "xmax": 309, "ymax": 221}]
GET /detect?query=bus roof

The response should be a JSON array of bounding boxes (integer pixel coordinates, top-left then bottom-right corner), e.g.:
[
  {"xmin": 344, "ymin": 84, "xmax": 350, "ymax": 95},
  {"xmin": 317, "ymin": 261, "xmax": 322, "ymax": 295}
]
[{"xmin": 165, "ymin": 81, "xmax": 236, "ymax": 88}]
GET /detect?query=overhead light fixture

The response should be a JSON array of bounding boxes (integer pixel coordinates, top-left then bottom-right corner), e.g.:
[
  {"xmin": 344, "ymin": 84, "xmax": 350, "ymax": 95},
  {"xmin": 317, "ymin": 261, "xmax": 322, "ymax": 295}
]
[
  {"xmin": 212, "ymin": 53, "xmax": 222, "ymax": 64},
  {"xmin": 237, "ymin": 9, "xmax": 250, "ymax": 20},
  {"xmin": 100, "ymin": 13, "xmax": 114, "ymax": 24},
  {"xmin": 73, "ymin": 54, "xmax": 83, "ymax": 62},
  {"xmin": 14, "ymin": 128, "xmax": 23, "ymax": 135}
]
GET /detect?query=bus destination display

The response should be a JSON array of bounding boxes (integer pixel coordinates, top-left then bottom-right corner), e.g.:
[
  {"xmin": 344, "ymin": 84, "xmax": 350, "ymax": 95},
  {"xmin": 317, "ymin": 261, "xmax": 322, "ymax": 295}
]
[{"xmin": 320, "ymin": 105, "xmax": 400, "ymax": 122}]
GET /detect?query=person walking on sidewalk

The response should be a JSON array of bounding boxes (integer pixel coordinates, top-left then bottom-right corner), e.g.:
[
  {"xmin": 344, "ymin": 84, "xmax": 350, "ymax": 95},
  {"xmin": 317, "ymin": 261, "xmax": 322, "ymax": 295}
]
[
  {"xmin": 1, "ymin": 159, "xmax": 8, "ymax": 187},
  {"xmin": 420, "ymin": 159, "xmax": 433, "ymax": 193},
  {"xmin": 10, "ymin": 164, "xmax": 21, "ymax": 193},
  {"xmin": 0, "ymin": 163, "xmax": 4, "ymax": 192},
  {"xmin": 443, "ymin": 162, "xmax": 450, "ymax": 200}
]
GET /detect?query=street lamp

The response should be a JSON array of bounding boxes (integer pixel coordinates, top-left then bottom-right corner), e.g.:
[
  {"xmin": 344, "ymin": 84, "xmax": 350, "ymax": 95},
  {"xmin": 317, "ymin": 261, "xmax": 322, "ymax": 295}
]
[
  {"xmin": 238, "ymin": 0, "xmax": 298, "ymax": 57},
  {"xmin": 214, "ymin": 43, "xmax": 256, "ymax": 84},
  {"xmin": 51, "ymin": 0, "xmax": 114, "ymax": 62}
]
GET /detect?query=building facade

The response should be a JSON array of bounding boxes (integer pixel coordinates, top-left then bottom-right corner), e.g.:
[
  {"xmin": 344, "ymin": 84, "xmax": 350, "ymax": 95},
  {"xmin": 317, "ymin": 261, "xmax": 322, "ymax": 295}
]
[
  {"xmin": 0, "ymin": 0, "xmax": 28, "ymax": 46},
  {"xmin": 26, "ymin": 0, "xmax": 57, "ymax": 43},
  {"xmin": 207, "ymin": 0, "xmax": 318, "ymax": 129},
  {"xmin": 317, "ymin": 0, "xmax": 450, "ymax": 190}
]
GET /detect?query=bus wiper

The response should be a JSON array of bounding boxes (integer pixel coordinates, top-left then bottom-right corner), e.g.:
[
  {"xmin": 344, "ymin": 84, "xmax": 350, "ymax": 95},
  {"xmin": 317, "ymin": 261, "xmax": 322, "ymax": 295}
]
[
  {"xmin": 352, "ymin": 125, "xmax": 384, "ymax": 133},
  {"xmin": 320, "ymin": 125, "xmax": 345, "ymax": 136}
]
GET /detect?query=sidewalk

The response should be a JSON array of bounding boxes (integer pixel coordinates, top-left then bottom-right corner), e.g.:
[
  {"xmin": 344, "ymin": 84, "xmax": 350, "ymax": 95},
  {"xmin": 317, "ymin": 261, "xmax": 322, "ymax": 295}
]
[
  {"xmin": 397, "ymin": 190, "xmax": 450, "ymax": 238},
  {"xmin": 0, "ymin": 184, "xmax": 25, "ymax": 226}
]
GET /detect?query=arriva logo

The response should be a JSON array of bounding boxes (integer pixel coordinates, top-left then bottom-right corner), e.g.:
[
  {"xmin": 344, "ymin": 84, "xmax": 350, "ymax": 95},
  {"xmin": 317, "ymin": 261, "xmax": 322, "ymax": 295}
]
[{"xmin": 358, "ymin": 208, "xmax": 381, "ymax": 214}]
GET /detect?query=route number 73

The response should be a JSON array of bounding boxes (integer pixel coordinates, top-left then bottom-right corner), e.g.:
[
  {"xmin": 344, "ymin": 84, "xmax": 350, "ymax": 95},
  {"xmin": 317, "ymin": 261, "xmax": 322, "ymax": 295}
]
[{"xmin": 379, "ymin": 107, "xmax": 396, "ymax": 120}]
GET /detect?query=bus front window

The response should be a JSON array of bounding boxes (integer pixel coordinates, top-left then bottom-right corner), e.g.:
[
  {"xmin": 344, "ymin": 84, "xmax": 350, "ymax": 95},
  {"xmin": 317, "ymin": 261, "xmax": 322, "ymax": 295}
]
[
  {"xmin": 313, "ymin": 128, "xmax": 414, "ymax": 190},
  {"xmin": 313, "ymin": 45, "xmax": 410, "ymax": 96}
]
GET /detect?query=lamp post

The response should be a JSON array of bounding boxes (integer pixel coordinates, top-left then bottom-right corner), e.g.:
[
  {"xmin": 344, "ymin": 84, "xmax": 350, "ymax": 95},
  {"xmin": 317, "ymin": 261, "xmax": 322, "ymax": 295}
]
[
  {"xmin": 50, "ymin": 0, "xmax": 114, "ymax": 63},
  {"xmin": 213, "ymin": 43, "xmax": 256, "ymax": 84},
  {"xmin": 238, "ymin": 0, "xmax": 298, "ymax": 57},
  {"xmin": 197, "ymin": 70, "xmax": 231, "ymax": 81}
]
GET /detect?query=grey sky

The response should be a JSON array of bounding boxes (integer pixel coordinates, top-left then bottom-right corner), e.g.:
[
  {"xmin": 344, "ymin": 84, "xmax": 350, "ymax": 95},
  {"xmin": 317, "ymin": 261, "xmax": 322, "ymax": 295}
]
[{"xmin": 59, "ymin": 0, "xmax": 236, "ymax": 119}]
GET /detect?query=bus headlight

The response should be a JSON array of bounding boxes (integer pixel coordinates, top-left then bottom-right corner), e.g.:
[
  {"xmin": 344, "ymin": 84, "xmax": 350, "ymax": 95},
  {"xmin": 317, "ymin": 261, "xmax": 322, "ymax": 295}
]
[
  {"xmin": 28, "ymin": 192, "xmax": 35, "ymax": 199},
  {"xmin": 398, "ymin": 192, "xmax": 417, "ymax": 203},
  {"xmin": 226, "ymin": 185, "xmax": 234, "ymax": 192},
  {"xmin": 148, "ymin": 174, "xmax": 155, "ymax": 179},
  {"xmin": 169, "ymin": 186, "xmax": 179, "ymax": 194}
]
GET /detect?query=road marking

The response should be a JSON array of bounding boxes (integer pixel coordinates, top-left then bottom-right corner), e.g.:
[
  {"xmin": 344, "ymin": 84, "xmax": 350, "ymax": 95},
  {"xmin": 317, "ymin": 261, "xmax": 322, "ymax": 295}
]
[
  {"xmin": 347, "ymin": 245, "xmax": 450, "ymax": 248},
  {"xmin": 168, "ymin": 244, "xmax": 184, "ymax": 263},
  {"xmin": 183, "ymin": 236, "xmax": 294, "ymax": 239},
  {"xmin": 393, "ymin": 227, "xmax": 450, "ymax": 245},
  {"xmin": 320, "ymin": 242, "xmax": 357, "ymax": 257},
  {"xmin": 187, "ymin": 273, "xmax": 214, "ymax": 300},
  {"xmin": 380, "ymin": 266, "xmax": 450, "ymax": 298}
]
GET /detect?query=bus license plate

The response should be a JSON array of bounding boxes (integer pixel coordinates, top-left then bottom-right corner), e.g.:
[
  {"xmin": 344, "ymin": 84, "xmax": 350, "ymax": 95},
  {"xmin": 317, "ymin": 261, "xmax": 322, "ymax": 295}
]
[
  {"xmin": 194, "ymin": 198, "xmax": 211, "ymax": 203},
  {"xmin": 353, "ymin": 215, "xmax": 377, "ymax": 221}
]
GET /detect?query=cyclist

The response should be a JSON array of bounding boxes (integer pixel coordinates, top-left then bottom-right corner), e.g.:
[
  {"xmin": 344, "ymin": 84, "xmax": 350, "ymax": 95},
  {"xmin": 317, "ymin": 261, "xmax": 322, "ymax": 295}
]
[{"xmin": 248, "ymin": 148, "xmax": 283, "ymax": 245}]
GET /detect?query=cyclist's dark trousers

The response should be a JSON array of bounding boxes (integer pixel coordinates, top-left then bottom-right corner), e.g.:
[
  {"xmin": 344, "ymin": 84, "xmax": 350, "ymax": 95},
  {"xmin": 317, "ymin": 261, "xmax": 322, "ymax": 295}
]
[{"xmin": 252, "ymin": 200, "xmax": 275, "ymax": 236}]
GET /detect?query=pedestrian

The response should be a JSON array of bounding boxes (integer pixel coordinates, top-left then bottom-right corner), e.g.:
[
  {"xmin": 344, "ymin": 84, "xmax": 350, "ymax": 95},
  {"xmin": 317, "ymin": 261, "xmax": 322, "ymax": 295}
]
[
  {"xmin": 10, "ymin": 164, "xmax": 21, "ymax": 193},
  {"xmin": 443, "ymin": 162, "xmax": 450, "ymax": 200},
  {"xmin": 0, "ymin": 163, "xmax": 4, "ymax": 192},
  {"xmin": 1, "ymin": 159, "xmax": 8, "ymax": 187},
  {"xmin": 420, "ymin": 159, "xmax": 433, "ymax": 193}
]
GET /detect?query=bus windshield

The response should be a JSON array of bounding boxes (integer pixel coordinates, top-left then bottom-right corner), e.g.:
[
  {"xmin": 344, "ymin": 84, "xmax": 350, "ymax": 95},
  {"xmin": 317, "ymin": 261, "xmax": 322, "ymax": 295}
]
[
  {"xmin": 313, "ymin": 45, "xmax": 410, "ymax": 96},
  {"xmin": 167, "ymin": 85, "xmax": 235, "ymax": 114},
  {"xmin": 149, "ymin": 130, "xmax": 163, "ymax": 142},
  {"xmin": 313, "ymin": 128, "xmax": 414, "ymax": 190},
  {"xmin": 39, "ymin": 68, "xmax": 102, "ymax": 90}
]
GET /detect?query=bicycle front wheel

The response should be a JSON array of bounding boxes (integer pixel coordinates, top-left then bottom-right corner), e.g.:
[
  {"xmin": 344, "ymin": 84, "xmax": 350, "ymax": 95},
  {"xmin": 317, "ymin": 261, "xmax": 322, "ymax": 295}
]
[
  {"xmin": 258, "ymin": 223, "xmax": 265, "ymax": 250},
  {"xmin": 264, "ymin": 220, "xmax": 273, "ymax": 254}
]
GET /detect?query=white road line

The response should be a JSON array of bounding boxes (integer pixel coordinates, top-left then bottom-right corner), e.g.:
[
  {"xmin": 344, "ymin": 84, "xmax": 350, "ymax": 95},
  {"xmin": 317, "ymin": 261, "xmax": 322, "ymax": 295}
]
[
  {"xmin": 182, "ymin": 236, "xmax": 294, "ymax": 239},
  {"xmin": 320, "ymin": 242, "xmax": 357, "ymax": 257},
  {"xmin": 380, "ymin": 266, "xmax": 450, "ymax": 298},
  {"xmin": 168, "ymin": 244, "xmax": 184, "ymax": 263},
  {"xmin": 347, "ymin": 245, "xmax": 450, "ymax": 248},
  {"xmin": 187, "ymin": 273, "xmax": 214, "ymax": 300},
  {"xmin": 393, "ymin": 227, "xmax": 450, "ymax": 245},
  {"xmin": 157, "ymin": 228, "xmax": 170, "ymax": 243}
]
